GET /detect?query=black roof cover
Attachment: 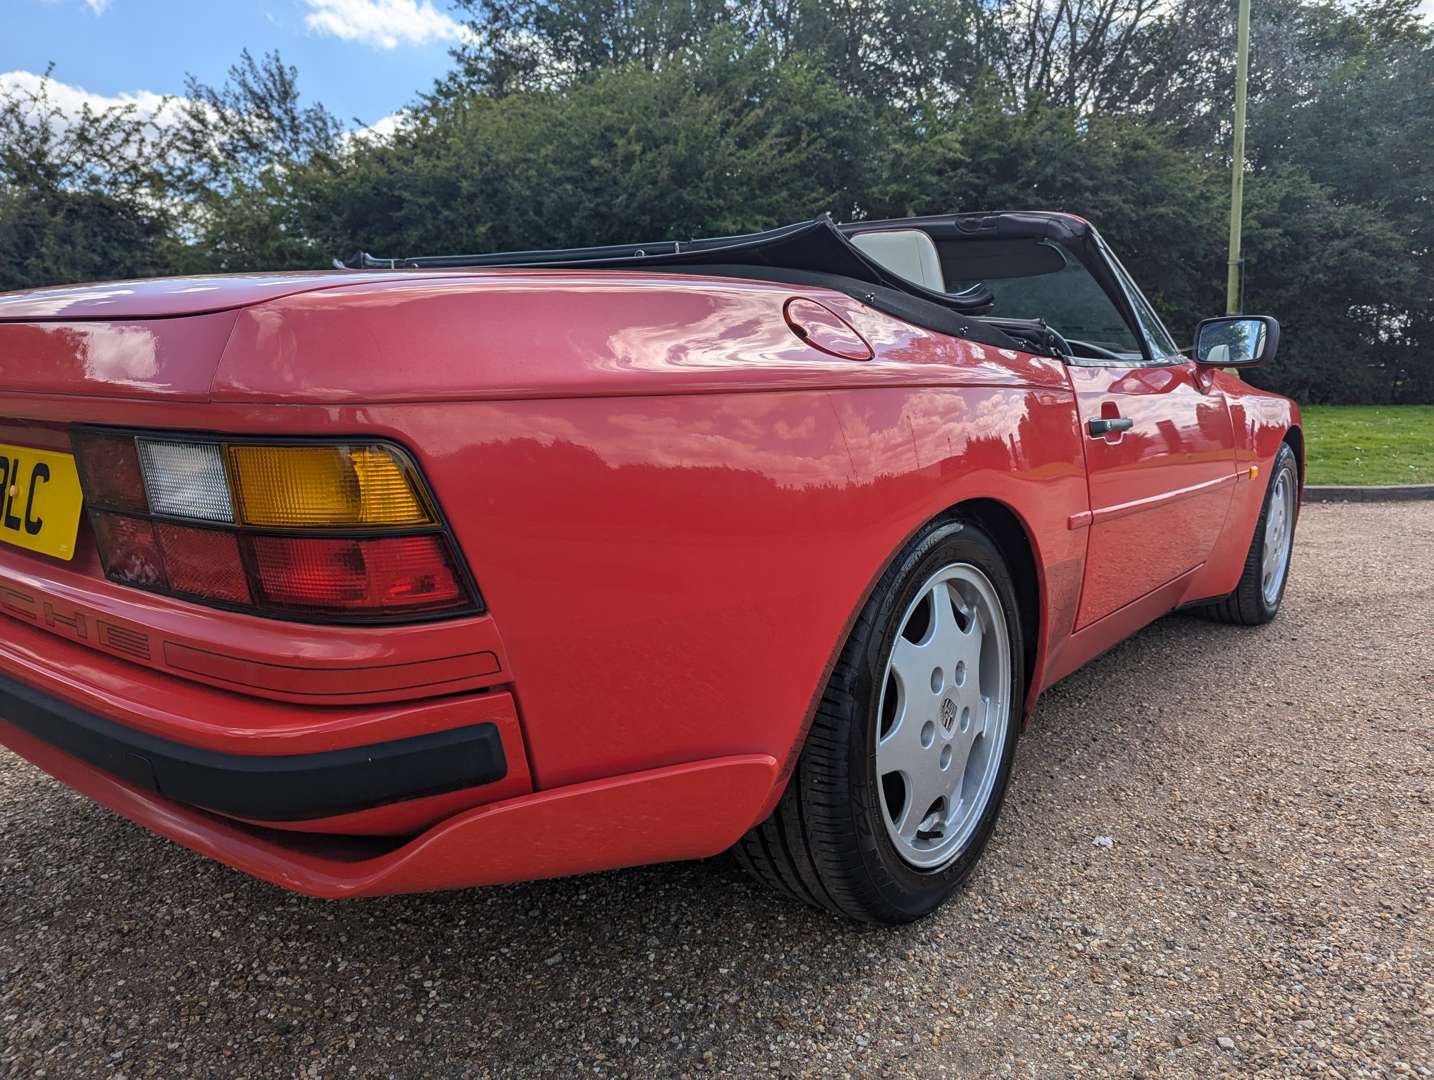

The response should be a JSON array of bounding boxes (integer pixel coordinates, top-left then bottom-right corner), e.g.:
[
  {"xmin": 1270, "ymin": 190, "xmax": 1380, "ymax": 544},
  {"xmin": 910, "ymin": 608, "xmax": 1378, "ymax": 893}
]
[{"xmin": 338, "ymin": 216, "xmax": 997, "ymax": 317}]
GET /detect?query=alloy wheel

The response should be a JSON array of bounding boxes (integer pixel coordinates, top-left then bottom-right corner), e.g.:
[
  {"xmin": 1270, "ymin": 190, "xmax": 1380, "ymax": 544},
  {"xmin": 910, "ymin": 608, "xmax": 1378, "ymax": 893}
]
[
  {"xmin": 874, "ymin": 562, "xmax": 1013, "ymax": 871},
  {"xmin": 1262, "ymin": 466, "xmax": 1296, "ymax": 605}
]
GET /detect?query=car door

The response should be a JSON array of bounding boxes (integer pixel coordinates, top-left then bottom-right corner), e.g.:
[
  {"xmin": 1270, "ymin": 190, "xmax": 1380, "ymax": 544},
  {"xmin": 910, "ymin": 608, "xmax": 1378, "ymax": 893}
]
[
  {"xmin": 1069, "ymin": 360, "xmax": 1237, "ymax": 627},
  {"xmin": 1068, "ymin": 251, "xmax": 1237, "ymax": 628}
]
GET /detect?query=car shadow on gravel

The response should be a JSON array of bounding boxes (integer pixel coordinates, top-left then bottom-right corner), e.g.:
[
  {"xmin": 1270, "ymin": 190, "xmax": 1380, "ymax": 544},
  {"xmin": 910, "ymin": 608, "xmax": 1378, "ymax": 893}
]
[
  {"xmin": 9, "ymin": 518, "xmax": 1428, "ymax": 1078},
  {"xmin": 1, "ymin": 610, "xmax": 1210, "ymax": 1077}
]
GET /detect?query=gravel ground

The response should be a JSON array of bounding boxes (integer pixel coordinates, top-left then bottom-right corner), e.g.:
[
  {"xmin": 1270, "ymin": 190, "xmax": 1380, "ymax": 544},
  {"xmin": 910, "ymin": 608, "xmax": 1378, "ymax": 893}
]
[{"xmin": 1, "ymin": 500, "xmax": 1431, "ymax": 1079}]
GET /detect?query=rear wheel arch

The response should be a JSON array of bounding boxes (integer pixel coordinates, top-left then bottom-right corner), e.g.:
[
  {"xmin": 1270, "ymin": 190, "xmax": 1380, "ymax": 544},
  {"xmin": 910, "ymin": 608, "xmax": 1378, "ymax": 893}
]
[
  {"xmin": 736, "ymin": 501, "xmax": 1034, "ymax": 922},
  {"xmin": 761, "ymin": 494, "xmax": 1045, "ymax": 824},
  {"xmin": 938, "ymin": 499, "xmax": 1041, "ymax": 714}
]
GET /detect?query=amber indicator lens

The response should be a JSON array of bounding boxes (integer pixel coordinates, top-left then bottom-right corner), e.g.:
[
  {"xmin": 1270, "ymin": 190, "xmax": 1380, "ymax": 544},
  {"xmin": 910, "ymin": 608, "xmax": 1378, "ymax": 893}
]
[
  {"xmin": 229, "ymin": 445, "xmax": 432, "ymax": 528},
  {"xmin": 73, "ymin": 429, "xmax": 478, "ymax": 623}
]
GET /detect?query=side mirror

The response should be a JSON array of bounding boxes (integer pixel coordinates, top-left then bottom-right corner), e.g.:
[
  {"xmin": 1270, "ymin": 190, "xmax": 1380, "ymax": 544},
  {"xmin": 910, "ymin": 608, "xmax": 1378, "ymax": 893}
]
[{"xmin": 1193, "ymin": 315, "xmax": 1280, "ymax": 367}]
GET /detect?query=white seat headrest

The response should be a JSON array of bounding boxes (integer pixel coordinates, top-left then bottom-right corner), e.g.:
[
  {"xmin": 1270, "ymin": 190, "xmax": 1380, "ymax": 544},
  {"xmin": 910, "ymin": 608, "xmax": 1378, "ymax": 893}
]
[{"xmin": 850, "ymin": 229, "xmax": 946, "ymax": 293}]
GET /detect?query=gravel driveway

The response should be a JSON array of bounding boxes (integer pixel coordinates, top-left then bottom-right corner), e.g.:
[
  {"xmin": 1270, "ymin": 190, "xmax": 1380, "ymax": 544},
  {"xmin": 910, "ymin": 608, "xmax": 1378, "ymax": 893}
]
[{"xmin": 2, "ymin": 500, "xmax": 1431, "ymax": 1079}]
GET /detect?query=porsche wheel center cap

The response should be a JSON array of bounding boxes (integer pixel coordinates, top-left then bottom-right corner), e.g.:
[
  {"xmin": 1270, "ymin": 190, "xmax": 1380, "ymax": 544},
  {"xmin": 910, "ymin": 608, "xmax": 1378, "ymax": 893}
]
[{"xmin": 940, "ymin": 697, "xmax": 957, "ymax": 734}]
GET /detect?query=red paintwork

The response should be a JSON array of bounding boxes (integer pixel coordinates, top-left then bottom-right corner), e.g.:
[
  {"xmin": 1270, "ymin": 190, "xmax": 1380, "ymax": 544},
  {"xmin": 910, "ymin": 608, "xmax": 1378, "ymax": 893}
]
[
  {"xmin": 0, "ymin": 717, "xmax": 777, "ymax": 897},
  {"xmin": 783, "ymin": 297, "xmax": 874, "ymax": 360},
  {"xmin": 0, "ymin": 260, "xmax": 1300, "ymax": 896},
  {"xmin": 1067, "ymin": 363, "xmax": 1237, "ymax": 626},
  {"xmin": 0, "ymin": 313, "xmax": 238, "ymax": 399},
  {"xmin": 0, "ymin": 271, "xmax": 465, "ymax": 322}
]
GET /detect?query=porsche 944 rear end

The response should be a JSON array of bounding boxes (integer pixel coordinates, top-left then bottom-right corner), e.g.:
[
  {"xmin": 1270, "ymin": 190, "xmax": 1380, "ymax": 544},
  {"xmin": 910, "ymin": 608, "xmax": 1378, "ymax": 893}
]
[
  {"xmin": 7, "ymin": 259, "xmax": 1059, "ymax": 902},
  {"xmin": 0, "ymin": 269, "xmax": 845, "ymax": 898},
  {"xmin": 0, "ymin": 215, "xmax": 1300, "ymax": 924},
  {"xmin": 0, "ymin": 275, "xmax": 537, "ymax": 889}
]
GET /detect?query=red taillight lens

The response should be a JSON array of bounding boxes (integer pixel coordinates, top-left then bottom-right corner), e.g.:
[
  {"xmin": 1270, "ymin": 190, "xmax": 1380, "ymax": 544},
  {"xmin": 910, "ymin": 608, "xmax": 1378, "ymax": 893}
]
[
  {"xmin": 91, "ymin": 512, "xmax": 167, "ymax": 589},
  {"xmin": 249, "ymin": 535, "xmax": 464, "ymax": 616},
  {"xmin": 155, "ymin": 524, "xmax": 252, "ymax": 605},
  {"xmin": 72, "ymin": 431, "xmax": 148, "ymax": 514}
]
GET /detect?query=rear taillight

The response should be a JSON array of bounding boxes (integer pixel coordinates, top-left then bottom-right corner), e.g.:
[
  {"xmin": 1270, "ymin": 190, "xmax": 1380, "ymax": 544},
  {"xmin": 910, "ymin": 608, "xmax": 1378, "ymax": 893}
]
[
  {"xmin": 72, "ymin": 429, "xmax": 480, "ymax": 623},
  {"xmin": 247, "ymin": 534, "xmax": 464, "ymax": 616}
]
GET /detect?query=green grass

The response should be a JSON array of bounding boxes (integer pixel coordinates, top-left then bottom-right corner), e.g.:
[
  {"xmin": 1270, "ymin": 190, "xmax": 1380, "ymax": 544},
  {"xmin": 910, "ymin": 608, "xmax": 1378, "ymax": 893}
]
[{"xmin": 1302, "ymin": 405, "xmax": 1434, "ymax": 486}]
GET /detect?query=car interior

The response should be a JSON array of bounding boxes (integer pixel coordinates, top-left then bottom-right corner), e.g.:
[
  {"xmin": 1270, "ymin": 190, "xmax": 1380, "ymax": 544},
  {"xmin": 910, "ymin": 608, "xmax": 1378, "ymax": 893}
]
[
  {"xmin": 848, "ymin": 229, "xmax": 948, "ymax": 293},
  {"xmin": 848, "ymin": 227, "xmax": 1152, "ymax": 364}
]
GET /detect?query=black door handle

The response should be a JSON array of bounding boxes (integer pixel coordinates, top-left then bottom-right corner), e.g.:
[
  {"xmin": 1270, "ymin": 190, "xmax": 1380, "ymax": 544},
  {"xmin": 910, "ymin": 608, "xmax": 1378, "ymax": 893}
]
[{"xmin": 1088, "ymin": 417, "xmax": 1134, "ymax": 437}]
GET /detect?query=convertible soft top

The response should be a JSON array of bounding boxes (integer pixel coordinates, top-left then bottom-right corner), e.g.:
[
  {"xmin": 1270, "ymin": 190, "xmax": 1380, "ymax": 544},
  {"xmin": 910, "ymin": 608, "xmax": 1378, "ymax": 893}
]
[
  {"xmin": 341, "ymin": 216, "xmax": 1036, "ymax": 349},
  {"xmin": 336, "ymin": 212, "xmax": 1113, "ymax": 354},
  {"xmin": 340, "ymin": 215, "xmax": 985, "ymax": 305}
]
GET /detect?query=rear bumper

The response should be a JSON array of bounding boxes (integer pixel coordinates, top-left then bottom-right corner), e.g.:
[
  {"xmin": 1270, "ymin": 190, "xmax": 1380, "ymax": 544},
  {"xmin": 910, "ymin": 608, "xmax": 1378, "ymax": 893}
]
[
  {"xmin": 0, "ymin": 671, "xmax": 507, "ymax": 821},
  {"xmin": 0, "ymin": 716, "xmax": 779, "ymax": 898},
  {"xmin": 0, "ymin": 598, "xmax": 534, "ymax": 835},
  {"xmin": 0, "ymin": 526, "xmax": 783, "ymax": 892},
  {"xmin": 0, "ymin": 607, "xmax": 782, "ymax": 895}
]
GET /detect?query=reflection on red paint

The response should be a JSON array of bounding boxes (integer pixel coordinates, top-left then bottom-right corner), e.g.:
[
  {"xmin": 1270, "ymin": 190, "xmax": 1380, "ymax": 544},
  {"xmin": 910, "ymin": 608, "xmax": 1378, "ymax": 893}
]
[{"xmin": 0, "ymin": 264, "xmax": 1300, "ymax": 896}]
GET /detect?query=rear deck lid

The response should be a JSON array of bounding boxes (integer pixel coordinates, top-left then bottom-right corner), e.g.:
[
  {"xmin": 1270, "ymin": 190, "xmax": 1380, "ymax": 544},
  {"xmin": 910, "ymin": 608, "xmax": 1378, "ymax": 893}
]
[
  {"xmin": 0, "ymin": 271, "xmax": 430, "ymax": 400},
  {"xmin": 0, "ymin": 271, "xmax": 422, "ymax": 323},
  {"xmin": 0, "ymin": 311, "xmax": 236, "ymax": 400}
]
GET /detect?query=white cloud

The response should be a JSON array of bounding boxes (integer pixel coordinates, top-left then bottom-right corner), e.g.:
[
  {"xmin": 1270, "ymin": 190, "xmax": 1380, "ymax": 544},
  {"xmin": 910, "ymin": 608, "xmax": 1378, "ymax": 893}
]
[
  {"xmin": 302, "ymin": 0, "xmax": 464, "ymax": 49},
  {"xmin": 0, "ymin": 70, "xmax": 176, "ymax": 128},
  {"xmin": 84, "ymin": 0, "xmax": 113, "ymax": 12},
  {"xmin": 1, "ymin": 70, "xmax": 404, "ymax": 148},
  {"xmin": 359, "ymin": 110, "xmax": 409, "ymax": 139},
  {"xmin": 343, "ymin": 109, "xmax": 411, "ymax": 146}
]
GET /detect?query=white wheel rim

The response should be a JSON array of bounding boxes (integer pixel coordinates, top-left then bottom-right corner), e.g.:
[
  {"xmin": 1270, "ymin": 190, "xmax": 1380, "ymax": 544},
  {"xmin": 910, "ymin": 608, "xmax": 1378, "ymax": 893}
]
[
  {"xmin": 1262, "ymin": 466, "xmax": 1296, "ymax": 606},
  {"xmin": 874, "ymin": 562, "xmax": 1012, "ymax": 871}
]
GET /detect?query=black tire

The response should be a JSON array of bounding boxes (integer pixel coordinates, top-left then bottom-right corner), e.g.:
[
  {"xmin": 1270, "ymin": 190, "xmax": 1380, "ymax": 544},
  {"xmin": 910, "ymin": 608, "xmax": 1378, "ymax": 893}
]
[
  {"xmin": 733, "ymin": 517, "xmax": 1025, "ymax": 925},
  {"xmin": 1198, "ymin": 442, "xmax": 1299, "ymax": 626}
]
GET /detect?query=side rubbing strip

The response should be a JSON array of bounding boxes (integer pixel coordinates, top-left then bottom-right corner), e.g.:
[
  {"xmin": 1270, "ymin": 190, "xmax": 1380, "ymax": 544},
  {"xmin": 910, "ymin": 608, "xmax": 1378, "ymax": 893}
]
[{"xmin": 1088, "ymin": 472, "xmax": 1241, "ymax": 526}]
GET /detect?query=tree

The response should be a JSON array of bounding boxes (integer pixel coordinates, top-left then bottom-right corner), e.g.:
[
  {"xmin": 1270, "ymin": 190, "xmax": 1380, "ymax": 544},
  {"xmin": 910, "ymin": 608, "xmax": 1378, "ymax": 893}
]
[
  {"xmin": 167, "ymin": 50, "xmax": 345, "ymax": 271},
  {"xmin": 313, "ymin": 40, "xmax": 872, "ymax": 258},
  {"xmin": 1239, "ymin": 168, "xmax": 1421, "ymax": 403},
  {"xmin": 1245, "ymin": 0, "xmax": 1434, "ymax": 400},
  {"xmin": 0, "ymin": 70, "xmax": 180, "ymax": 290},
  {"xmin": 1, "ymin": 2, "xmax": 1428, "ymax": 402},
  {"xmin": 444, "ymin": 0, "xmax": 991, "ymax": 105},
  {"xmin": 989, "ymin": 0, "xmax": 1198, "ymax": 112}
]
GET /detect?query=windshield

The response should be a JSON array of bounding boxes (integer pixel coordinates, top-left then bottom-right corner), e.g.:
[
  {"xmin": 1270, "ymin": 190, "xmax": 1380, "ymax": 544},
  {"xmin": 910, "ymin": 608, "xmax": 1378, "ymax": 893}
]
[
  {"xmin": 940, "ymin": 238, "xmax": 1143, "ymax": 358},
  {"xmin": 1101, "ymin": 239, "xmax": 1181, "ymax": 360}
]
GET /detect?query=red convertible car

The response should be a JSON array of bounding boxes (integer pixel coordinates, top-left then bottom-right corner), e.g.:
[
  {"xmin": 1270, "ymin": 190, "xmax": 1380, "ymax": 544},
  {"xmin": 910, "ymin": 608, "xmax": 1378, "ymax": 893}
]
[{"xmin": 0, "ymin": 213, "xmax": 1299, "ymax": 923}]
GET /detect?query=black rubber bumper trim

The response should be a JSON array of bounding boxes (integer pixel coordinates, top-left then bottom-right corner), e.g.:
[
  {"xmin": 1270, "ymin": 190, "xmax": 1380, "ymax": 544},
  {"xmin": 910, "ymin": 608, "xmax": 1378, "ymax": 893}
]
[{"xmin": 0, "ymin": 672, "xmax": 507, "ymax": 821}]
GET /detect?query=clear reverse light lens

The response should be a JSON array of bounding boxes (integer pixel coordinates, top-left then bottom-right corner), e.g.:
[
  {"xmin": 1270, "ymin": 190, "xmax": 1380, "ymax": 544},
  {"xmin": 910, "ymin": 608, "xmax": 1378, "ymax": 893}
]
[{"xmin": 137, "ymin": 439, "xmax": 235, "ymax": 523}]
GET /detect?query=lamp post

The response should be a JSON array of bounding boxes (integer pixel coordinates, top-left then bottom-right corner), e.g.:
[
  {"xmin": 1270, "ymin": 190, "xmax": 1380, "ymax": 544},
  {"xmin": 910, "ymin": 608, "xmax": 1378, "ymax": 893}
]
[{"xmin": 1226, "ymin": 0, "xmax": 1252, "ymax": 315}]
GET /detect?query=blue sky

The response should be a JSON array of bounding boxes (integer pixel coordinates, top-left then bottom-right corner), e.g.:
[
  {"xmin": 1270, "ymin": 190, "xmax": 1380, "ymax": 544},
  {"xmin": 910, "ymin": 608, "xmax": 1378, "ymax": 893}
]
[
  {"xmin": 5, "ymin": 0, "xmax": 1432, "ymax": 133},
  {"xmin": 2, "ymin": 0, "xmax": 468, "ymax": 130}
]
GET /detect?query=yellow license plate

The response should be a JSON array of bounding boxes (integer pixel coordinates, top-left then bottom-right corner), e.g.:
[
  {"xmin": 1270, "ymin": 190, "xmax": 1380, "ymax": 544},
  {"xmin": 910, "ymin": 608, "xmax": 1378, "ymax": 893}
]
[{"xmin": 0, "ymin": 443, "xmax": 83, "ymax": 561}]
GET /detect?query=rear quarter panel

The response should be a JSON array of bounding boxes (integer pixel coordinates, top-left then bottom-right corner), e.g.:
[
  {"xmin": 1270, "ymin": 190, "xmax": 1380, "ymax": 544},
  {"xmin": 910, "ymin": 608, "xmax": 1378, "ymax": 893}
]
[
  {"xmin": 19, "ymin": 273, "xmax": 1089, "ymax": 810},
  {"xmin": 202, "ymin": 273, "xmax": 1090, "ymax": 794},
  {"xmin": 399, "ymin": 385, "xmax": 1088, "ymax": 792}
]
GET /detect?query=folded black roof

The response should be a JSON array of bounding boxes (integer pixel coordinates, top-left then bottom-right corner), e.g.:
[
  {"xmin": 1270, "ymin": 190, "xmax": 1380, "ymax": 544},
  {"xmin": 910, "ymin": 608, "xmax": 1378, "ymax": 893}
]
[{"xmin": 338, "ymin": 215, "xmax": 997, "ymax": 317}]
